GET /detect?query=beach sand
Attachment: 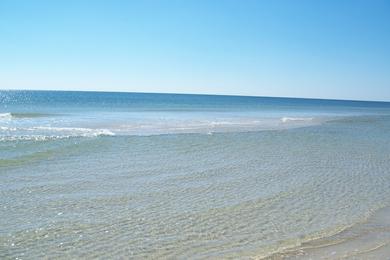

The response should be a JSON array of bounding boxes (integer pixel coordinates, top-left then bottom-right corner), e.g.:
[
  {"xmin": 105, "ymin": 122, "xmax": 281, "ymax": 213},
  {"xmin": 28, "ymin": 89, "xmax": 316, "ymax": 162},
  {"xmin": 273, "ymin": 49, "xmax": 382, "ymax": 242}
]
[{"xmin": 268, "ymin": 206, "xmax": 390, "ymax": 259}]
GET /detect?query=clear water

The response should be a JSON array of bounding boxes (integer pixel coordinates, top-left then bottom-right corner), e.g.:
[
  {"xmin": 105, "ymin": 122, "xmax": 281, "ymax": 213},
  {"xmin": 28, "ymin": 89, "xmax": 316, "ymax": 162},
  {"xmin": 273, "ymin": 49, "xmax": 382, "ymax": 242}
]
[{"xmin": 1, "ymin": 90, "xmax": 390, "ymax": 258}]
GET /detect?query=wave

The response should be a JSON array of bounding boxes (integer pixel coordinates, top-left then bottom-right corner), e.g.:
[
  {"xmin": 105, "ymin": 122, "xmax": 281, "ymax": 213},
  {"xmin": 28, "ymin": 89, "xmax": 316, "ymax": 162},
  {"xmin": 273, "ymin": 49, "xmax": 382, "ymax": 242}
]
[
  {"xmin": 0, "ymin": 113, "xmax": 12, "ymax": 120},
  {"xmin": 0, "ymin": 126, "xmax": 17, "ymax": 131},
  {"xmin": 280, "ymin": 117, "xmax": 313, "ymax": 123},
  {"xmin": 0, "ymin": 126, "xmax": 115, "ymax": 142},
  {"xmin": 0, "ymin": 135, "xmax": 106, "ymax": 142},
  {"xmin": 26, "ymin": 126, "xmax": 115, "ymax": 136},
  {"xmin": 113, "ymin": 117, "xmax": 322, "ymax": 135},
  {"xmin": 0, "ymin": 116, "xmax": 325, "ymax": 140},
  {"xmin": 0, "ymin": 112, "xmax": 55, "ymax": 120},
  {"xmin": 264, "ymin": 206, "xmax": 390, "ymax": 259}
]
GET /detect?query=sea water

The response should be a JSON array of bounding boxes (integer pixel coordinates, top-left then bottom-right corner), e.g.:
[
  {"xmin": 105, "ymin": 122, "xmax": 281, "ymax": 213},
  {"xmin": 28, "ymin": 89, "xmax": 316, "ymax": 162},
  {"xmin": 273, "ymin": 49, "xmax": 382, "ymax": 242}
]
[{"xmin": 1, "ymin": 90, "xmax": 390, "ymax": 258}]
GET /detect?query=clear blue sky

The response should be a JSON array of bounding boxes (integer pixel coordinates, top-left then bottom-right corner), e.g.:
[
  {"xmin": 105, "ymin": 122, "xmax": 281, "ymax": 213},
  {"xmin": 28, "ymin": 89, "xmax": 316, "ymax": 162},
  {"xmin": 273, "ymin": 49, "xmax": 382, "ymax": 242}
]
[{"xmin": 1, "ymin": 0, "xmax": 389, "ymax": 101}]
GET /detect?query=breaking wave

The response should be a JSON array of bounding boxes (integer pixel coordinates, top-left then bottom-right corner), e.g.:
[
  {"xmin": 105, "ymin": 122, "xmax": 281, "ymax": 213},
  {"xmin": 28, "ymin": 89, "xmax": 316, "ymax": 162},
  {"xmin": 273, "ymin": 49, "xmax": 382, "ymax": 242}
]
[
  {"xmin": 281, "ymin": 117, "xmax": 313, "ymax": 123},
  {"xmin": 0, "ymin": 117, "xmax": 326, "ymax": 141},
  {"xmin": 0, "ymin": 113, "xmax": 12, "ymax": 120},
  {"xmin": 0, "ymin": 112, "xmax": 56, "ymax": 120},
  {"xmin": 0, "ymin": 126, "xmax": 115, "ymax": 142}
]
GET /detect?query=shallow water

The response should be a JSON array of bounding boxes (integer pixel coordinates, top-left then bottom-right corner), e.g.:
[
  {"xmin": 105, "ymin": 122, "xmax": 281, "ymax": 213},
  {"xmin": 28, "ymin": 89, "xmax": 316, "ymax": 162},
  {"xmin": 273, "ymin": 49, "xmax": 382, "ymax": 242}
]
[
  {"xmin": 277, "ymin": 206, "xmax": 390, "ymax": 259},
  {"xmin": 1, "ymin": 91, "xmax": 390, "ymax": 259}
]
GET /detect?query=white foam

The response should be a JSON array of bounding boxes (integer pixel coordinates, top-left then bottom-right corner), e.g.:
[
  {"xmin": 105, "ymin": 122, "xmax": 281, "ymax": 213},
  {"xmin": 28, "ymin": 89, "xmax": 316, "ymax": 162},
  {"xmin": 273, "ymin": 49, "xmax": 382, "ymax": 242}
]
[
  {"xmin": 105, "ymin": 116, "xmax": 324, "ymax": 136},
  {"xmin": 0, "ymin": 126, "xmax": 115, "ymax": 142},
  {"xmin": 27, "ymin": 126, "xmax": 115, "ymax": 136},
  {"xmin": 0, "ymin": 116, "xmax": 324, "ymax": 140},
  {"xmin": 281, "ymin": 117, "xmax": 313, "ymax": 123},
  {"xmin": 0, "ymin": 126, "xmax": 17, "ymax": 131},
  {"xmin": 0, "ymin": 113, "xmax": 12, "ymax": 120},
  {"xmin": 0, "ymin": 135, "xmax": 68, "ymax": 142}
]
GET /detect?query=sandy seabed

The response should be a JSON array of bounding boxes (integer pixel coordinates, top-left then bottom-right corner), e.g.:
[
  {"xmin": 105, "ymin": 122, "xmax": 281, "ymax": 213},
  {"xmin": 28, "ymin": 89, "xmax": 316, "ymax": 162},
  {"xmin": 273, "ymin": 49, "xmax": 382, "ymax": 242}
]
[{"xmin": 269, "ymin": 206, "xmax": 390, "ymax": 259}]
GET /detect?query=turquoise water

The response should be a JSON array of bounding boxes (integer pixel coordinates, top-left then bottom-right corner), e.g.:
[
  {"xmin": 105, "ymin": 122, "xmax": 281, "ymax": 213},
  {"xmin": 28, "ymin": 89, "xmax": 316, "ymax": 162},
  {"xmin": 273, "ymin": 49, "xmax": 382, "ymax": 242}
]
[{"xmin": 1, "ymin": 91, "xmax": 390, "ymax": 258}]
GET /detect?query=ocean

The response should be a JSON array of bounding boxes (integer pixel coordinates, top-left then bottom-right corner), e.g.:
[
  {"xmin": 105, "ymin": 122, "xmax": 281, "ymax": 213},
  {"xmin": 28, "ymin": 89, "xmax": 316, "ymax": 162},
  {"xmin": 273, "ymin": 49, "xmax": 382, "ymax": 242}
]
[{"xmin": 1, "ymin": 90, "xmax": 390, "ymax": 258}]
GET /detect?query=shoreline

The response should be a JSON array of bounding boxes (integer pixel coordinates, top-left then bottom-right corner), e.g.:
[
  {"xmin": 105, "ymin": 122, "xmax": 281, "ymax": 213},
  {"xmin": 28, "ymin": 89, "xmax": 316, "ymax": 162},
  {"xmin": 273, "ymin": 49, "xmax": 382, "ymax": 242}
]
[{"xmin": 265, "ymin": 206, "xmax": 390, "ymax": 259}]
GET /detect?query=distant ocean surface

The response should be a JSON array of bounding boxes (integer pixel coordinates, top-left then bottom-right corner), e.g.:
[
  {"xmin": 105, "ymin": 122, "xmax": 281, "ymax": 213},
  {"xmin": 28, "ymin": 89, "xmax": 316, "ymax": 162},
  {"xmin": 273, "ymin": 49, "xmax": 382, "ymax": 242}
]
[{"xmin": 1, "ymin": 90, "xmax": 390, "ymax": 258}]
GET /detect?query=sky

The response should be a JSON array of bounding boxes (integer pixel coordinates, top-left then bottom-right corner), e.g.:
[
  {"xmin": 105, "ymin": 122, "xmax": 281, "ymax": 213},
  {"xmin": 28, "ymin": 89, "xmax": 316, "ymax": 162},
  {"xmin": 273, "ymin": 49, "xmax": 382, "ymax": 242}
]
[{"xmin": 0, "ymin": 0, "xmax": 389, "ymax": 101}]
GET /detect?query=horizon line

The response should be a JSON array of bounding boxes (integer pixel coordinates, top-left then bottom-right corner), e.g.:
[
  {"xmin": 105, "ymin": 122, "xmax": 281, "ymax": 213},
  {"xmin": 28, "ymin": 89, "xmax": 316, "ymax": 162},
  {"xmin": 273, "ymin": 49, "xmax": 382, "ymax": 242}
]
[{"xmin": 1, "ymin": 88, "xmax": 390, "ymax": 104}]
